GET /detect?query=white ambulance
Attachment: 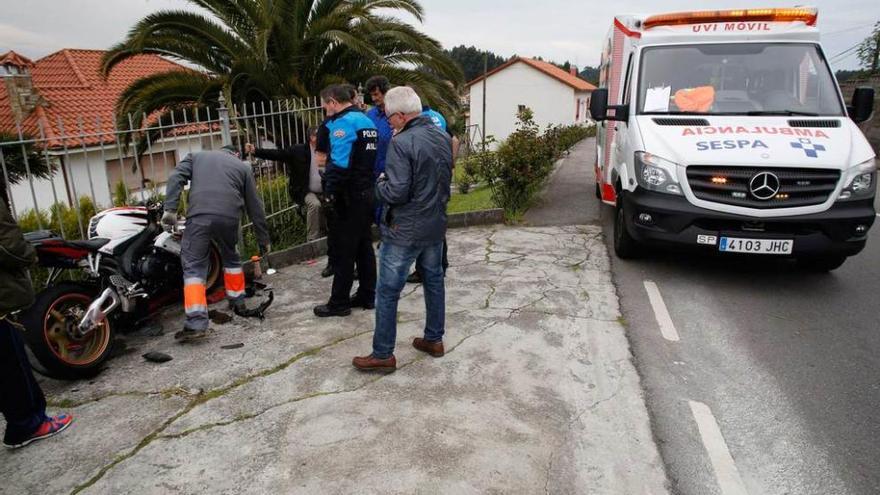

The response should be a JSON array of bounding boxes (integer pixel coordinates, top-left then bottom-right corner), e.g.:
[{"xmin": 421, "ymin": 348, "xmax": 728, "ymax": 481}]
[{"xmin": 591, "ymin": 7, "xmax": 876, "ymax": 271}]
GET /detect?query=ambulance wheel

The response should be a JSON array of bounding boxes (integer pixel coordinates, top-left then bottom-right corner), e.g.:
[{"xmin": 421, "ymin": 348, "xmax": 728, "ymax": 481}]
[
  {"xmin": 614, "ymin": 200, "xmax": 641, "ymax": 259},
  {"xmin": 796, "ymin": 255, "xmax": 846, "ymax": 272}
]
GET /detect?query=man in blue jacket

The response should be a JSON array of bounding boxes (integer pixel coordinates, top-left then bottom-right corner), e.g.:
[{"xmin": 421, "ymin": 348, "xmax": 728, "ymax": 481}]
[
  {"xmin": 353, "ymin": 86, "xmax": 452, "ymax": 372},
  {"xmin": 365, "ymin": 76, "xmax": 393, "ymax": 178},
  {"xmin": 313, "ymin": 84, "xmax": 378, "ymax": 317}
]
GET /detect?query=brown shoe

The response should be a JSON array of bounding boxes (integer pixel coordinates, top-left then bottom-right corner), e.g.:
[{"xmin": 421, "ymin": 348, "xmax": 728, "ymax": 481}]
[
  {"xmin": 352, "ymin": 354, "xmax": 396, "ymax": 373},
  {"xmin": 412, "ymin": 338, "xmax": 444, "ymax": 357}
]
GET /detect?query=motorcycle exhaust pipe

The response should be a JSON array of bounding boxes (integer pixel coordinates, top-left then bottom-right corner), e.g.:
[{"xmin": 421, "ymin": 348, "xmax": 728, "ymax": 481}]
[{"xmin": 78, "ymin": 288, "xmax": 120, "ymax": 337}]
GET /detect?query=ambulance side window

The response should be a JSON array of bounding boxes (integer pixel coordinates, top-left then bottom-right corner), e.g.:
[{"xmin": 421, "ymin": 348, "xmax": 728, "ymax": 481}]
[{"xmin": 622, "ymin": 54, "xmax": 634, "ymax": 105}]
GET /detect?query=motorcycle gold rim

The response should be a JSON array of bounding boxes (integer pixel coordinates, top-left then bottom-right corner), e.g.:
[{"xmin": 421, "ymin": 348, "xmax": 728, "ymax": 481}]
[{"xmin": 43, "ymin": 293, "xmax": 111, "ymax": 367}]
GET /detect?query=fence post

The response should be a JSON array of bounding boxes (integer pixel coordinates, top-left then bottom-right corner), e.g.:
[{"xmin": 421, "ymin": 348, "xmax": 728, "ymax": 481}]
[{"xmin": 218, "ymin": 93, "xmax": 233, "ymax": 147}]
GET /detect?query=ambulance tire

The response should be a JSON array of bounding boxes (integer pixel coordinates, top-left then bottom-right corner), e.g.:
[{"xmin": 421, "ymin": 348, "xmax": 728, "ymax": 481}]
[
  {"xmin": 614, "ymin": 200, "xmax": 641, "ymax": 259},
  {"xmin": 796, "ymin": 255, "xmax": 846, "ymax": 272}
]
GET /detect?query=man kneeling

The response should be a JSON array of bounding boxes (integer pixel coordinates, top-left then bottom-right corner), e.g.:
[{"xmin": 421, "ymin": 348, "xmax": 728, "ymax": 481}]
[{"xmin": 353, "ymin": 87, "xmax": 452, "ymax": 372}]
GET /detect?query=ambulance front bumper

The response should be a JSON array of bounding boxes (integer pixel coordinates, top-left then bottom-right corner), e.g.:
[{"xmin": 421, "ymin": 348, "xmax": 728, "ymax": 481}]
[{"xmin": 621, "ymin": 189, "xmax": 876, "ymax": 257}]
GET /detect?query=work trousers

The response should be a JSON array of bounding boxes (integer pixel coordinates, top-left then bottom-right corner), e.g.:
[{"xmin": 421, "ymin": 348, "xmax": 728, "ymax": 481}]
[
  {"xmin": 181, "ymin": 215, "xmax": 246, "ymax": 330},
  {"xmin": 327, "ymin": 190, "xmax": 377, "ymax": 308}
]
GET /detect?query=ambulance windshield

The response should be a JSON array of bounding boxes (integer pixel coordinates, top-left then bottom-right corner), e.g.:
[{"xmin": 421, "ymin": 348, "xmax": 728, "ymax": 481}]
[{"xmin": 637, "ymin": 43, "xmax": 844, "ymax": 116}]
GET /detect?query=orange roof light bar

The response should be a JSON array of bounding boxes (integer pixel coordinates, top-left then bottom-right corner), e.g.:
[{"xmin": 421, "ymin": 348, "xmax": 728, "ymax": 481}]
[{"xmin": 643, "ymin": 7, "xmax": 818, "ymax": 29}]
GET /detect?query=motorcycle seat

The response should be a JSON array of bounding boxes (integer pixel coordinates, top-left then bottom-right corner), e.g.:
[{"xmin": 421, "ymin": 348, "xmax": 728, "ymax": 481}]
[{"xmin": 67, "ymin": 238, "xmax": 111, "ymax": 251}]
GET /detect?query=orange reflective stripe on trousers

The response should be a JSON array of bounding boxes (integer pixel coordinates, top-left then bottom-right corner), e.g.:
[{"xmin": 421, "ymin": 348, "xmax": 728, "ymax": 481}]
[
  {"xmin": 184, "ymin": 278, "xmax": 208, "ymax": 315},
  {"xmin": 224, "ymin": 268, "xmax": 245, "ymax": 299}
]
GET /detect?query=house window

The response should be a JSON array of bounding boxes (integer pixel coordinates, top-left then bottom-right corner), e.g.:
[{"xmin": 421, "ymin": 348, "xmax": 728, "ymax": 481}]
[{"xmin": 106, "ymin": 150, "xmax": 177, "ymax": 192}]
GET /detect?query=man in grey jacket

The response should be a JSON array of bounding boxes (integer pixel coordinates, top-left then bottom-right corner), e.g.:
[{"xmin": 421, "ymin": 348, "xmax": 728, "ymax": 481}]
[
  {"xmin": 352, "ymin": 87, "xmax": 452, "ymax": 372},
  {"xmin": 163, "ymin": 145, "xmax": 270, "ymax": 342}
]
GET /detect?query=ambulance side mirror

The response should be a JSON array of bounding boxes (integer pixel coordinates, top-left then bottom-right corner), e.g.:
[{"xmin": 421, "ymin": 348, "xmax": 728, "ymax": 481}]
[
  {"xmin": 590, "ymin": 89, "xmax": 609, "ymax": 121},
  {"xmin": 848, "ymin": 87, "xmax": 874, "ymax": 124},
  {"xmin": 589, "ymin": 88, "xmax": 629, "ymax": 122}
]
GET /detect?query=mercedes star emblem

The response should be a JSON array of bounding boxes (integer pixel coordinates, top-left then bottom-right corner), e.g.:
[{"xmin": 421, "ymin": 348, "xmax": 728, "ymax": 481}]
[{"xmin": 749, "ymin": 172, "xmax": 781, "ymax": 200}]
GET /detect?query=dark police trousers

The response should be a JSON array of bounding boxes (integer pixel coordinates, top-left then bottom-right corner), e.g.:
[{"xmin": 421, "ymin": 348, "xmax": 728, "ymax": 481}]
[
  {"xmin": 327, "ymin": 189, "xmax": 376, "ymax": 308},
  {"xmin": 0, "ymin": 318, "xmax": 47, "ymax": 444}
]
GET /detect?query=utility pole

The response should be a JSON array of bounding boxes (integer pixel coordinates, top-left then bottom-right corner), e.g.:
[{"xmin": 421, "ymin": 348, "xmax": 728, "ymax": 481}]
[{"xmin": 482, "ymin": 53, "xmax": 487, "ymax": 153}]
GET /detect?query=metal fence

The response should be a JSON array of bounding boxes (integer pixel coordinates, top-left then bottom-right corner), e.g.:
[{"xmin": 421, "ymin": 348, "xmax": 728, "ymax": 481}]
[{"xmin": 0, "ymin": 96, "xmax": 324, "ymax": 253}]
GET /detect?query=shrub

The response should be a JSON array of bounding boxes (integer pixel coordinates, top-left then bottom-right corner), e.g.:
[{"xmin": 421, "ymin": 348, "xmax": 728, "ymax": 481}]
[
  {"xmin": 239, "ymin": 175, "xmax": 307, "ymax": 256},
  {"xmin": 17, "ymin": 196, "xmax": 97, "ymax": 238},
  {"xmin": 483, "ymin": 108, "xmax": 554, "ymax": 221},
  {"xmin": 112, "ymin": 181, "xmax": 131, "ymax": 207},
  {"xmin": 455, "ymin": 155, "xmax": 483, "ymax": 194}
]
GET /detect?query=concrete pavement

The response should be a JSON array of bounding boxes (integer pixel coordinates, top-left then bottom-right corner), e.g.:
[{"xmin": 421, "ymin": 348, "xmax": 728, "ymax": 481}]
[
  {"xmin": 526, "ymin": 137, "xmax": 880, "ymax": 495},
  {"xmin": 2, "ymin": 220, "xmax": 669, "ymax": 494}
]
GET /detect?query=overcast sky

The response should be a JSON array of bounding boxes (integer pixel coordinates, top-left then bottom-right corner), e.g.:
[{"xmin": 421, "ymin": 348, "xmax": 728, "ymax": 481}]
[{"xmin": 1, "ymin": 0, "xmax": 877, "ymax": 71}]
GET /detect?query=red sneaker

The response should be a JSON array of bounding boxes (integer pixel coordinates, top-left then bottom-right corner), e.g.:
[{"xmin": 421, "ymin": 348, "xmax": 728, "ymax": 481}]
[{"xmin": 4, "ymin": 414, "xmax": 73, "ymax": 449}]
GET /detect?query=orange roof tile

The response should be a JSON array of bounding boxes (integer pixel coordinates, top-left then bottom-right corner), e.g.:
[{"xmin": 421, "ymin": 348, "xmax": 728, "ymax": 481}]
[
  {"xmin": 0, "ymin": 49, "xmax": 186, "ymax": 148},
  {"xmin": 0, "ymin": 51, "xmax": 35, "ymax": 68},
  {"xmin": 466, "ymin": 56, "xmax": 596, "ymax": 92}
]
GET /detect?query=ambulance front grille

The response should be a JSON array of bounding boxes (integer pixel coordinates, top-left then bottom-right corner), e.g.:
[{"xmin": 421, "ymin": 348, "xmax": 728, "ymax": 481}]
[{"xmin": 686, "ymin": 166, "xmax": 840, "ymax": 209}]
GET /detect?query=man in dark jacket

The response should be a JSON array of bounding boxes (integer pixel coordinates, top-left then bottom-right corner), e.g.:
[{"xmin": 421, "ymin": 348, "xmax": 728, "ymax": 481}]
[
  {"xmin": 352, "ymin": 86, "xmax": 452, "ymax": 372},
  {"xmin": 247, "ymin": 128, "xmax": 333, "ymax": 277},
  {"xmin": 163, "ymin": 146, "xmax": 270, "ymax": 342},
  {"xmin": 0, "ymin": 182, "xmax": 73, "ymax": 448},
  {"xmin": 245, "ymin": 127, "xmax": 322, "ymax": 241}
]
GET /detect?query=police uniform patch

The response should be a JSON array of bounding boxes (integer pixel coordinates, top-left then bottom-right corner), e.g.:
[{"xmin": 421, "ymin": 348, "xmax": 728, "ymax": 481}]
[{"xmin": 334, "ymin": 129, "xmax": 346, "ymax": 138}]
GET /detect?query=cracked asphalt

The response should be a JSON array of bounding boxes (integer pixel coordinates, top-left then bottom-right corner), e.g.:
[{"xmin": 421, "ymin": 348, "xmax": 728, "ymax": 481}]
[{"xmin": 1, "ymin": 206, "xmax": 669, "ymax": 493}]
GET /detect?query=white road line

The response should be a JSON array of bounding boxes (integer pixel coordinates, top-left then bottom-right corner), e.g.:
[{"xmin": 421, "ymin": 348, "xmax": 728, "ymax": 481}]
[
  {"xmin": 643, "ymin": 280, "xmax": 680, "ymax": 342},
  {"xmin": 689, "ymin": 401, "xmax": 750, "ymax": 495}
]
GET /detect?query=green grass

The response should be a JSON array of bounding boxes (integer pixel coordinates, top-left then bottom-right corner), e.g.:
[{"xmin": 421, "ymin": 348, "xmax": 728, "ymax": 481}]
[{"xmin": 447, "ymin": 185, "xmax": 496, "ymax": 214}]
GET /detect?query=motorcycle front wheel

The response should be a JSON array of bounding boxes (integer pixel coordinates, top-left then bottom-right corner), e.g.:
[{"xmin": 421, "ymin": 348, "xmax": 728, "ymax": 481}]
[{"xmin": 20, "ymin": 282, "xmax": 114, "ymax": 380}]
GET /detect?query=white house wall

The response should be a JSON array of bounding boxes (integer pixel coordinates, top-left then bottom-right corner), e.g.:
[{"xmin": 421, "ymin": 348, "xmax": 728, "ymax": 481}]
[
  {"xmin": 8, "ymin": 134, "xmax": 220, "ymax": 216},
  {"xmin": 468, "ymin": 62, "xmax": 578, "ymax": 147}
]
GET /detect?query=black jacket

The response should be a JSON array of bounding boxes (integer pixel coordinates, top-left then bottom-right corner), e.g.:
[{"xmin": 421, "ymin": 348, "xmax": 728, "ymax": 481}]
[
  {"xmin": 252, "ymin": 144, "xmax": 312, "ymax": 205},
  {"xmin": 0, "ymin": 194, "xmax": 36, "ymax": 316}
]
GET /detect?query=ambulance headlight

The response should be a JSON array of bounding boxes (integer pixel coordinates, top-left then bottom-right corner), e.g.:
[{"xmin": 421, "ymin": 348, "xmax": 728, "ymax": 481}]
[
  {"xmin": 635, "ymin": 152, "xmax": 683, "ymax": 195},
  {"xmin": 838, "ymin": 159, "xmax": 877, "ymax": 202}
]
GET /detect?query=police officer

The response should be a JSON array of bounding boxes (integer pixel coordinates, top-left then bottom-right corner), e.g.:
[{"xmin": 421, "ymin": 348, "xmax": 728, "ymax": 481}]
[
  {"xmin": 163, "ymin": 145, "xmax": 270, "ymax": 342},
  {"xmin": 313, "ymin": 84, "xmax": 378, "ymax": 317}
]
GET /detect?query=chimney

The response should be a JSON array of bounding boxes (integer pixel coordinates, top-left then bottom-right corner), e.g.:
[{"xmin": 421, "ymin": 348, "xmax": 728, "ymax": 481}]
[
  {"xmin": 1, "ymin": 51, "xmax": 40, "ymax": 125},
  {"xmin": 569, "ymin": 66, "xmax": 578, "ymax": 77}
]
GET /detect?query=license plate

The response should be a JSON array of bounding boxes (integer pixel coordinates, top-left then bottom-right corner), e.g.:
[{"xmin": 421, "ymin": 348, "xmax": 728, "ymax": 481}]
[{"xmin": 719, "ymin": 237, "xmax": 793, "ymax": 255}]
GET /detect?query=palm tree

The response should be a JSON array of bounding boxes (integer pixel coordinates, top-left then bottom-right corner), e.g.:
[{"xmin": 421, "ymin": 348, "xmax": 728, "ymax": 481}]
[{"xmin": 102, "ymin": 0, "xmax": 464, "ymax": 130}]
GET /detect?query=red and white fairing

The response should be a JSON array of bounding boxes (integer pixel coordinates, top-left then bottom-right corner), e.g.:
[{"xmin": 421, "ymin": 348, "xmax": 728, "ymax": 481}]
[{"xmin": 87, "ymin": 207, "xmax": 150, "ymax": 255}]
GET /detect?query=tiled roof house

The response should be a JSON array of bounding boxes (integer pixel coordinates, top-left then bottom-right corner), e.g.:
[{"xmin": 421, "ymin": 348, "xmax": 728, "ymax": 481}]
[
  {"xmin": 0, "ymin": 49, "xmax": 220, "ymax": 214},
  {"xmin": 466, "ymin": 56, "xmax": 596, "ymax": 146}
]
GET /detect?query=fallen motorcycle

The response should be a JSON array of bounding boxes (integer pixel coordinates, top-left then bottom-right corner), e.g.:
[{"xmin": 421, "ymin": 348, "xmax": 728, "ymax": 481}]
[{"xmin": 19, "ymin": 202, "xmax": 223, "ymax": 380}]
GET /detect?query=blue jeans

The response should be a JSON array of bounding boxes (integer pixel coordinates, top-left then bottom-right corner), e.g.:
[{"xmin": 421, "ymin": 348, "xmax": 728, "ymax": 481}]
[{"xmin": 373, "ymin": 241, "xmax": 445, "ymax": 359}]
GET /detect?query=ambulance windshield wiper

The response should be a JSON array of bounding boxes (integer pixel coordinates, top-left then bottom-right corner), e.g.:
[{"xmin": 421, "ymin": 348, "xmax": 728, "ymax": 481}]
[
  {"xmin": 642, "ymin": 111, "xmax": 709, "ymax": 115},
  {"xmin": 742, "ymin": 110, "xmax": 820, "ymax": 116}
]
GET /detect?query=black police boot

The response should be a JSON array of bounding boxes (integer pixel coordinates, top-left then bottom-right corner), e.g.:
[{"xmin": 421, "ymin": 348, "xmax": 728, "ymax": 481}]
[
  {"xmin": 406, "ymin": 271, "xmax": 422, "ymax": 284},
  {"xmin": 314, "ymin": 303, "xmax": 351, "ymax": 318},
  {"xmin": 321, "ymin": 265, "xmax": 333, "ymax": 278},
  {"xmin": 350, "ymin": 293, "xmax": 375, "ymax": 310}
]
